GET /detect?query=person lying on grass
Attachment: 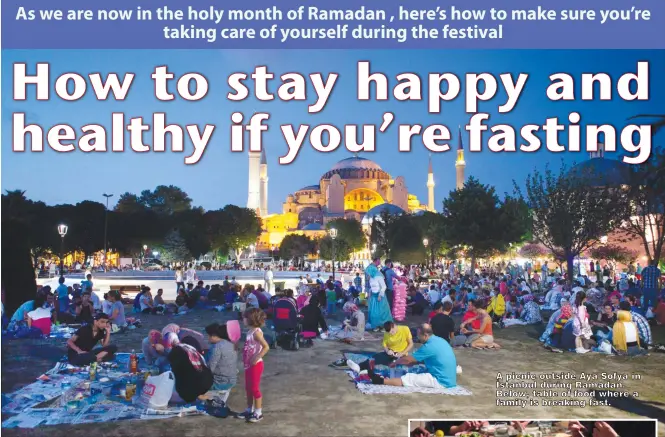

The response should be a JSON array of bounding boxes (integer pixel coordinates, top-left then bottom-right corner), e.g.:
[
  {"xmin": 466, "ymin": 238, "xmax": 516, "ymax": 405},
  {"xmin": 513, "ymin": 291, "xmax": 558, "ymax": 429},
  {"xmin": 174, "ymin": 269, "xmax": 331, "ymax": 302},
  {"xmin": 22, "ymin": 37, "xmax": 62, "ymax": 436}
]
[
  {"xmin": 331, "ymin": 321, "xmax": 412, "ymax": 370},
  {"xmin": 366, "ymin": 323, "xmax": 458, "ymax": 389}
]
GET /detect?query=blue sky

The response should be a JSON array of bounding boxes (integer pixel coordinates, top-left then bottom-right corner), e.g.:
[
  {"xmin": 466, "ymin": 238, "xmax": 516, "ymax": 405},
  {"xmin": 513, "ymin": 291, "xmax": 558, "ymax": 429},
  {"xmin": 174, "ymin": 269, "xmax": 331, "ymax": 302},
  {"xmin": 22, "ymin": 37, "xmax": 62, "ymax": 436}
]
[{"xmin": 2, "ymin": 49, "xmax": 664, "ymax": 212}]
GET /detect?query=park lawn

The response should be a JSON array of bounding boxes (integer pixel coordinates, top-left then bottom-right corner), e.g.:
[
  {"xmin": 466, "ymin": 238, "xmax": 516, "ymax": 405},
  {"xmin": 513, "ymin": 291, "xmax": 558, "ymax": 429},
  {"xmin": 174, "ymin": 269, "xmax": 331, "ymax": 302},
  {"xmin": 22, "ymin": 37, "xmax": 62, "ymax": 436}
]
[{"xmin": 2, "ymin": 308, "xmax": 665, "ymax": 437}]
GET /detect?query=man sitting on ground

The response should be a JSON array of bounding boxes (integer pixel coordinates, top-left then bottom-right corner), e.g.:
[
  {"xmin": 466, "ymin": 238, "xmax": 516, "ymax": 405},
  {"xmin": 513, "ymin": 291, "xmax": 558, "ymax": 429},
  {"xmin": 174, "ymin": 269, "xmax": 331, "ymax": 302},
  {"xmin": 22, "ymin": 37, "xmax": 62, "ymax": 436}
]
[
  {"xmin": 367, "ymin": 323, "xmax": 457, "ymax": 389},
  {"xmin": 67, "ymin": 313, "xmax": 118, "ymax": 366},
  {"xmin": 332, "ymin": 321, "xmax": 413, "ymax": 370},
  {"xmin": 430, "ymin": 301, "xmax": 455, "ymax": 344}
]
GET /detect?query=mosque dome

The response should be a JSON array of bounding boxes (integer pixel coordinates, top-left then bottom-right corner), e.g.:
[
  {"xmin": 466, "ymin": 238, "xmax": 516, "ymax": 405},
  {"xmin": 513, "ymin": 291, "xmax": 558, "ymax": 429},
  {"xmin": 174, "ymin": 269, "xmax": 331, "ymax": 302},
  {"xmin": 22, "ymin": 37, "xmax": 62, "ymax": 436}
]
[
  {"xmin": 361, "ymin": 203, "xmax": 406, "ymax": 225},
  {"xmin": 321, "ymin": 156, "xmax": 391, "ymax": 181},
  {"xmin": 296, "ymin": 184, "xmax": 320, "ymax": 193},
  {"xmin": 569, "ymin": 157, "xmax": 631, "ymax": 187}
]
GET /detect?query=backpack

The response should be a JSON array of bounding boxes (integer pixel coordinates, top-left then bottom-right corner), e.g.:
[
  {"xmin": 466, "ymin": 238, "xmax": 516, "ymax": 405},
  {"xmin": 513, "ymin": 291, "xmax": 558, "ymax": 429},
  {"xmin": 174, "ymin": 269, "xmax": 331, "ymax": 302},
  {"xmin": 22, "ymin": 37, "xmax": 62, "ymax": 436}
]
[{"xmin": 133, "ymin": 293, "xmax": 143, "ymax": 311}]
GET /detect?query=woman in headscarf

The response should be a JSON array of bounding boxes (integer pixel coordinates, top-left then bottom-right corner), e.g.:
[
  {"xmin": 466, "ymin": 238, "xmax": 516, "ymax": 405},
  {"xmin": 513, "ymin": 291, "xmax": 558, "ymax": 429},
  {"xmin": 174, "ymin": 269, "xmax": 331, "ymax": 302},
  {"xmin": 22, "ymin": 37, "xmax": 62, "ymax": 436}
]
[
  {"xmin": 332, "ymin": 302, "xmax": 365, "ymax": 341},
  {"xmin": 520, "ymin": 295, "xmax": 542, "ymax": 325},
  {"xmin": 300, "ymin": 295, "xmax": 328, "ymax": 336},
  {"xmin": 163, "ymin": 332, "xmax": 214, "ymax": 403},
  {"xmin": 162, "ymin": 323, "xmax": 209, "ymax": 353},
  {"xmin": 142, "ymin": 330, "xmax": 168, "ymax": 369},
  {"xmin": 549, "ymin": 303, "xmax": 573, "ymax": 349},
  {"xmin": 612, "ymin": 310, "xmax": 645, "ymax": 356}
]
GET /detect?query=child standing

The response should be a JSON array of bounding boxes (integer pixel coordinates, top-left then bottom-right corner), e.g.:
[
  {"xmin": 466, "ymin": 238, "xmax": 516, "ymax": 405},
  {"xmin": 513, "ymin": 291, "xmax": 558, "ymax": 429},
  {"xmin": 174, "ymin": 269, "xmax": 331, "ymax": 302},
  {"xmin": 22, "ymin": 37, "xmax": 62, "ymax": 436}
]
[
  {"xmin": 237, "ymin": 308, "xmax": 269, "ymax": 423},
  {"xmin": 326, "ymin": 284, "xmax": 337, "ymax": 315}
]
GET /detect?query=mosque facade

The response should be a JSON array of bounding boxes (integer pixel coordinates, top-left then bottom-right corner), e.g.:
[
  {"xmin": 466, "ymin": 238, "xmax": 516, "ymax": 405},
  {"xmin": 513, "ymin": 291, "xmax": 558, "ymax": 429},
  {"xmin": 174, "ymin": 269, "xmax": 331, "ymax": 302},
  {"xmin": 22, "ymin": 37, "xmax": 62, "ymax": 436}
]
[{"xmin": 248, "ymin": 140, "xmax": 467, "ymax": 254}]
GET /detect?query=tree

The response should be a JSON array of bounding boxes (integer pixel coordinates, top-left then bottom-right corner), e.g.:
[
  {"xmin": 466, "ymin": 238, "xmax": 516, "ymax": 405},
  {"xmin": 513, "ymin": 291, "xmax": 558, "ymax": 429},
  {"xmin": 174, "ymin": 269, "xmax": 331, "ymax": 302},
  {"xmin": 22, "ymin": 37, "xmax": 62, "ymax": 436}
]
[
  {"xmin": 114, "ymin": 193, "xmax": 146, "ymax": 214},
  {"xmin": 590, "ymin": 244, "xmax": 639, "ymax": 274},
  {"xmin": 519, "ymin": 243, "xmax": 549, "ymax": 259},
  {"xmin": 279, "ymin": 234, "xmax": 315, "ymax": 267},
  {"xmin": 325, "ymin": 218, "xmax": 366, "ymax": 253},
  {"xmin": 159, "ymin": 229, "xmax": 192, "ymax": 263},
  {"xmin": 442, "ymin": 177, "xmax": 529, "ymax": 272},
  {"xmin": 2, "ymin": 190, "xmax": 39, "ymax": 312},
  {"xmin": 517, "ymin": 163, "xmax": 626, "ymax": 283},
  {"xmin": 616, "ymin": 147, "xmax": 665, "ymax": 264},
  {"xmin": 139, "ymin": 185, "xmax": 192, "ymax": 215},
  {"xmin": 388, "ymin": 215, "xmax": 427, "ymax": 265},
  {"xmin": 218, "ymin": 205, "xmax": 262, "ymax": 261},
  {"xmin": 414, "ymin": 211, "xmax": 445, "ymax": 266},
  {"xmin": 174, "ymin": 208, "xmax": 211, "ymax": 258},
  {"xmin": 318, "ymin": 236, "xmax": 351, "ymax": 262},
  {"xmin": 369, "ymin": 209, "xmax": 401, "ymax": 257}
]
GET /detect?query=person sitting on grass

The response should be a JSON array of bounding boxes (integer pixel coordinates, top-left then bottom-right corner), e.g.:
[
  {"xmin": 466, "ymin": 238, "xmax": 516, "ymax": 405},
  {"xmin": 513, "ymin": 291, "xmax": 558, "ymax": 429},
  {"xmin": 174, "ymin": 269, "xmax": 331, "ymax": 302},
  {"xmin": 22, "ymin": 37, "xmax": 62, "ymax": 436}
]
[
  {"xmin": 618, "ymin": 300, "xmax": 651, "ymax": 348},
  {"xmin": 75, "ymin": 291, "xmax": 95, "ymax": 324},
  {"xmin": 430, "ymin": 301, "xmax": 455, "ymax": 344},
  {"xmin": 332, "ymin": 321, "xmax": 413, "ymax": 371},
  {"xmin": 107, "ymin": 290, "xmax": 127, "ymax": 329},
  {"xmin": 300, "ymin": 295, "xmax": 328, "ymax": 337},
  {"xmin": 67, "ymin": 313, "xmax": 117, "ymax": 366},
  {"xmin": 142, "ymin": 329, "xmax": 168, "ymax": 369},
  {"xmin": 366, "ymin": 323, "xmax": 457, "ymax": 389},
  {"xmin": 139, "ymin": 287, "xmax": 160, "ymax": 314},
  {"xmin": 201, "ymin": 323, "xmax": 238, "ymax": 400},
  {"xmin": 459, "ymin": 299, "xmax": 500, "ymax": 349},
  {"xmin": 163, "ymin": 332, "xmax": 213, "ymax": 404},
  {"xmin": 612, "ymin": 310, "xmax": 646, "ymax": 356}
]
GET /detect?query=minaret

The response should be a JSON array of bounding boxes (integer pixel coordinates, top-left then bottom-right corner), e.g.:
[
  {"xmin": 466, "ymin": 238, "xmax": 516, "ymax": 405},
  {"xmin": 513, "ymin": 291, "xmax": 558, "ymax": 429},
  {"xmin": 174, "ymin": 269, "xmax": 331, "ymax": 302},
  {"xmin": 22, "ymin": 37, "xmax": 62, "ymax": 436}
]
[
  {"xmin": 427, "ymin": 155, "xmax": 435, "ymax": 212},
  {"xmin": 259, "ymin": 148, "xmax": 268, "ymax": 217},
  {"xmin": 247, "ymin": 150, "xmax": 261, "ymax": 214},
  {"xmin": 455, "ymin": 126, "xmax": 466, "ymax": 190}
]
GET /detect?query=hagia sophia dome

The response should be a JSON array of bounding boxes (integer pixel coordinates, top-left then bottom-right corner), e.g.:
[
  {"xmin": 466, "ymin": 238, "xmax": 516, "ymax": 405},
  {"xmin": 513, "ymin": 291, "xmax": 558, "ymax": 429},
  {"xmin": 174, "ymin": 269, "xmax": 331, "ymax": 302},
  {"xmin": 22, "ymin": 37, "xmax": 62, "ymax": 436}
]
[{"xmin": 569, "ymin": 144, "xmax": 632, "ymax": 187}]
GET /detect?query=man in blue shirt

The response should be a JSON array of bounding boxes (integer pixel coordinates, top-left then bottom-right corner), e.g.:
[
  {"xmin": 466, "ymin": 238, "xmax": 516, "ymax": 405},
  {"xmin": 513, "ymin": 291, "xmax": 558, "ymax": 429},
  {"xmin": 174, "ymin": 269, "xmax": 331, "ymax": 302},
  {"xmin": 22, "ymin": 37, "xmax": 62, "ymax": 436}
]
[
  {"xmin": 55, "ymin": 276, "xmax": 70, "ymax": 314},
  {"xmin": 367, "ymin": 323, "xmax": 457, "ymax": 389},
  {"xmin": 641, "ymin": 260, "xmax": 661, "ymax": 314},
  {"xmin": 382, "ymin": 259, "xmax": 397, "ymax": 311}
]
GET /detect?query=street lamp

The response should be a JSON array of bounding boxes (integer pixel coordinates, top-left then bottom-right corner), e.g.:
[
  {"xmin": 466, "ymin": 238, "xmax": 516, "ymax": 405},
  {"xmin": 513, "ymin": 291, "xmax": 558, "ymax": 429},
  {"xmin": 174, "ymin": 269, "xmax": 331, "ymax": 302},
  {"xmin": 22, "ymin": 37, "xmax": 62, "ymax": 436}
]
[
  {"xmin": 102, "ymin": 193, "xmax": 113, "ymax": 269},
  {"xmin": 316, "ymin": 249, "xmax": 320, "ymax": 269},
  {"xmin": 329, "ymin": 228, "xmax": 338, "ymax": 281},
  {"xmin": 142, "ymin": 244, "xmax": 148, "ymax": 264},
  {"xmin": 423, "ymin": 238, "xmax": 429, "ymax": 269},
  {"xmin": 270, "ymin": 245, "xmax": 275, "ymax": 257},
  {"xmin": 58, "ymin": 224, "xmax": 68, "ymax": 276},
  {"xmin": 153, "ymin": 251, "xmax": 159, "ymax": 257}
]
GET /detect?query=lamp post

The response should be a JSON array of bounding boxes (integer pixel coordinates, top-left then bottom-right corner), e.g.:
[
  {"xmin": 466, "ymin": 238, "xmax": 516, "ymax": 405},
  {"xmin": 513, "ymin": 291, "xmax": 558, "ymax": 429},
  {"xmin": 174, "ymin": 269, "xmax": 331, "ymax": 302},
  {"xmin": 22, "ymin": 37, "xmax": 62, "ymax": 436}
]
[
  {"xmin": 423, "ymin": 238, "xmax": 429, "ymax": 269},
  {"xmin": 142, "ymin": 244, "xmax": 147, "ymax": 264},
  {"xmin": 329, "ymin": 228, "xmax": 338, "ymax": 281},
  {"xmin": 102, "ymin": 193, "xmax": 113, "ymax": 270},
  {"xmin": 270, "ymin": 245, "xmax": 275, "ymax": 258},
  {"xmin": 316, "ymin": 249, "xmax": 320, "ymax": 269},
  {"xmin": 58, "ymin": 224, "xmax": 68, "ymax": 276}
]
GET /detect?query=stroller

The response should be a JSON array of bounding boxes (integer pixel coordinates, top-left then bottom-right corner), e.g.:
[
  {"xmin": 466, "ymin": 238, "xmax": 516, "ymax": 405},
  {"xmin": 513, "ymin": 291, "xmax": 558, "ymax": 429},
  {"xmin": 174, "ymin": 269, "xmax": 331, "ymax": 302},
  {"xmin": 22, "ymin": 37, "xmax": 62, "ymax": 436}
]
[{"xmin": 272, "ymin": 297, "xmax": 302, "ymax": 350}]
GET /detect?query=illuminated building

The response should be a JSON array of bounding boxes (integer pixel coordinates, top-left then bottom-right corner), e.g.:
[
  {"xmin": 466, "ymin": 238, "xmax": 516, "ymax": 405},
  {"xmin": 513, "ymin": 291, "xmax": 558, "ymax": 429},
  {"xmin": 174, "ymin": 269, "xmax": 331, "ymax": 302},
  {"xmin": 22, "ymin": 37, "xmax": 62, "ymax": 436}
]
[{"xmin": 254, "ymin": 153, "xmax": 437, "ymax": 254}]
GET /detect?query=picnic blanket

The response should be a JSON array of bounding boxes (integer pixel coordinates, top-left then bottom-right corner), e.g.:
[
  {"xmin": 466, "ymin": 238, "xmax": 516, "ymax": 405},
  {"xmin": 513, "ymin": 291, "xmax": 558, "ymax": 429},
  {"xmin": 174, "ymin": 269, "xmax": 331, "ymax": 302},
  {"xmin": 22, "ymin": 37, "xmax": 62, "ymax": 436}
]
[
  {"xmin": 1, "ymin": 353, "xmax": 211, "ymax": 428},
  {"xmin": 342, "ymin": 352, "xmax": 472, "ymax": 396},
  {"xmin": 326, "ymin": 326, "xmax": 382, "ymax": 341}
]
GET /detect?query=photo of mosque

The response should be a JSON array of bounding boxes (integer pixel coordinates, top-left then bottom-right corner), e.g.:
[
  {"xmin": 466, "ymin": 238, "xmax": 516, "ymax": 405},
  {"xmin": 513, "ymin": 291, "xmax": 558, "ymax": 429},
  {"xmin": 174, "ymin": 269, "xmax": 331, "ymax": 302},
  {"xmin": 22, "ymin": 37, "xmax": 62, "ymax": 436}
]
[{"xmin": 248, "ymin": 137, "xmax": 467, "ymax": 253}]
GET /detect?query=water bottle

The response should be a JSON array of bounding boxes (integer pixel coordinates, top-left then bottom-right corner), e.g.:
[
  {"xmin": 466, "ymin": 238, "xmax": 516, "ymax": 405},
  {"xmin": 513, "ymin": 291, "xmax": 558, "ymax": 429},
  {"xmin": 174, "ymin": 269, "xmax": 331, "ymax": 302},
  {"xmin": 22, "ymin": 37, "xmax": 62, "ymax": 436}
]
[{"xmin": 129, "ymin": 350, "xmax": 138, "ymax": 374}]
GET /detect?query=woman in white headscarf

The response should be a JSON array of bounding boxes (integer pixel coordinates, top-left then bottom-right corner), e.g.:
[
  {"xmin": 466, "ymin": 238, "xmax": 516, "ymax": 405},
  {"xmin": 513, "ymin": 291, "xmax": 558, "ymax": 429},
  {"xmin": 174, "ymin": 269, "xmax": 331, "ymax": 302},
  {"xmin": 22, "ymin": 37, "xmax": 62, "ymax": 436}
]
[{"xmin": 367, "ymin": 263, "xmax": 393, "ymax": 330}]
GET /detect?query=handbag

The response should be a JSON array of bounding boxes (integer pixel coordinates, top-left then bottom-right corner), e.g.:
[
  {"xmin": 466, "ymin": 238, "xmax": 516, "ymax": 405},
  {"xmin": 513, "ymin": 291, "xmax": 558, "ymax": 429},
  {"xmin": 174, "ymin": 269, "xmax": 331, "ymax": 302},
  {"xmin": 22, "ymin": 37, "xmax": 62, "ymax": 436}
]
[{"xmin": 138, "ymin": 371, "xmax": 175, "ymax": 409}]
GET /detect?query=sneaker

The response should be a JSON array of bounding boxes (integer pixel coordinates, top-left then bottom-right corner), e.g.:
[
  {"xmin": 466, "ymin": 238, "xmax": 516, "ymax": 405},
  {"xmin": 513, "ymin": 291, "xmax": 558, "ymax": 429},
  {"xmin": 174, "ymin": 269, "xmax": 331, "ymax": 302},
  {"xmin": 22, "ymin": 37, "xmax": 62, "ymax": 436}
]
[
  {"xmin": 248, "ymin": 413, "xmax": 263, "ymax": 423},
  {"xmin": 575, "ymin": 347, "xmax": 590, "ymax": 354},
  {"xmin": 236, "ymin": 410, "xmax": 252, "ymax": 420},
  {"xmin": 456, "ymin": 365, "xmax": 463, "ymax": 374},
  {"xmin": 330, "ymin": 358, "xmax": 348, "ymax": 368},
  {"xmin": 346, "ymin": 359, "xmax": 361, "ymax": 374}
]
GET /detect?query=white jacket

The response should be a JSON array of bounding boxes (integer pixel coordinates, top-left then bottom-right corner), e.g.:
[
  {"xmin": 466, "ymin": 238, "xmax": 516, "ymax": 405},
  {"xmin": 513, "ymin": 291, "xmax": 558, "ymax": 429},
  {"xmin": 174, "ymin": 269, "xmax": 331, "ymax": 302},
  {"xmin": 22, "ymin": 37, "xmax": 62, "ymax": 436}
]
[{"xmin": 369, "ymin": 275, "xmax": 387, "ymax": 297}]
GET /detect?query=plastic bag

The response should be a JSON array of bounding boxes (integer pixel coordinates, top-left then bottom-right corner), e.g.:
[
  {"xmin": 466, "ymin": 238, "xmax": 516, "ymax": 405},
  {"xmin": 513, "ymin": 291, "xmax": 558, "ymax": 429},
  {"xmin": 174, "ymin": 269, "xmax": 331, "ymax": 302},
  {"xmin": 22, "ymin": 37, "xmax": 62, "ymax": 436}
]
[{"xmin": 138, "ymin": 371, "xmax": 175, "ymax": 409}]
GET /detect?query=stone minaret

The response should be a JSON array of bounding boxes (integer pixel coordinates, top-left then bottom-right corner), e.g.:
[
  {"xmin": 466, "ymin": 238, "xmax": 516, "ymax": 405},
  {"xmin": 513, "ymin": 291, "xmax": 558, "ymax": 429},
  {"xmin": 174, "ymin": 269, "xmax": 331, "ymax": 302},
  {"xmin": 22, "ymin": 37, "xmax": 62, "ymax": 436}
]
[
  {"xmin": 259, "ymin": 148, "xmax": 268, "ymax": 217},
  {"xmin": 427, "ymin": 155, "xmax": 435, "ymax": 211},
  {"xmin": 247, "ymin": 150, "xmax": 261, "ymax": 214},
  {"xmin": 455, "ymin": 126, "xmax": 466, "ymax": 190}
]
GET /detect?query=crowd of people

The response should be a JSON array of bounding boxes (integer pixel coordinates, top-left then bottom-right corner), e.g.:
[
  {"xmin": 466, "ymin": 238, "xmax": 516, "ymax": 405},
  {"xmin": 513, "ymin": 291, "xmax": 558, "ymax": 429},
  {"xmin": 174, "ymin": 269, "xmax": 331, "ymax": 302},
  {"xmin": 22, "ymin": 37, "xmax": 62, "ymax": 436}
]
[{"xmin": 2, "ymin": 254, "xmax": 663, "ymax": 424}]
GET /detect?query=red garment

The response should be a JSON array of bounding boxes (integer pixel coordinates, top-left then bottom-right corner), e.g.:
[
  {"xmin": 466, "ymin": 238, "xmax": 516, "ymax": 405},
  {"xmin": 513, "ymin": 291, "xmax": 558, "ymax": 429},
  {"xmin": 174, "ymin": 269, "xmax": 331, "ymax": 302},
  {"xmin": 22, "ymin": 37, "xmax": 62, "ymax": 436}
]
[
  {"xmin": 245, "ymin": 361, "xmax": 264, "ymax": 399},
  {"xmin": 463, "ymin": 310, "xmax": 481, "ymax": 330},
  {"xmin": 499, "ymin": 282, "xmax": 508, "ymax": 296},
  {"xmin": 428, "ymin": 310, "xmax": 437, "ymax": 321}
]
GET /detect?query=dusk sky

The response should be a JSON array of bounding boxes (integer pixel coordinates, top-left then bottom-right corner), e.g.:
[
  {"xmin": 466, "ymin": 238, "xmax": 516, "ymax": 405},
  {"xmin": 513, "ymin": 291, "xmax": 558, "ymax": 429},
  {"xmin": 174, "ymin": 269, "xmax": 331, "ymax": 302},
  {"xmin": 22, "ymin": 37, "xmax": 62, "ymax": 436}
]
[{"xmin": 2, "ymin": 49, "xmax": 664, "ymax": 212}]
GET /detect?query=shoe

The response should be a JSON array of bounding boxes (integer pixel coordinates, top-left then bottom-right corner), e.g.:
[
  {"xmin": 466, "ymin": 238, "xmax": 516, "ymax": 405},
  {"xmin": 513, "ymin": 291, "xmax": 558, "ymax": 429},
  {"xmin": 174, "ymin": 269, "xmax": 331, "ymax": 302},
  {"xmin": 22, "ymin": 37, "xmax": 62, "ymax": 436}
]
[
  {"xmin": 575, "ymin": 347, "xmax": 590, "ymax": 354},
  {"xmin": 456, "ymin": 365, "xmax": 463, "ymax": 374},
  {"xmin": 248, "ymin": 413, "xmax": 263, "ymax": 423},
  {"xmin": 236, "ymin": 410, "xmax": 252, "ymax": 420},
  {"xmin": 346, "ymin": 359, "xmax": 361, "ymax": 374},
  {"xmin": 330, "ymin": 358, "xmax": 348, "ymax": 368}
]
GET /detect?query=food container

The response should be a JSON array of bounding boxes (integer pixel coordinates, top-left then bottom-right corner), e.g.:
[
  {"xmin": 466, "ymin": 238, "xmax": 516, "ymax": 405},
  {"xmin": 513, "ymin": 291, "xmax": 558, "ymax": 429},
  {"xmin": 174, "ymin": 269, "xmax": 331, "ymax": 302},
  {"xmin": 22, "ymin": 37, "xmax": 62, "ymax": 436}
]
[{"xmin": 125, "ymin": 382, "xmax": 136, "ymax": 401}]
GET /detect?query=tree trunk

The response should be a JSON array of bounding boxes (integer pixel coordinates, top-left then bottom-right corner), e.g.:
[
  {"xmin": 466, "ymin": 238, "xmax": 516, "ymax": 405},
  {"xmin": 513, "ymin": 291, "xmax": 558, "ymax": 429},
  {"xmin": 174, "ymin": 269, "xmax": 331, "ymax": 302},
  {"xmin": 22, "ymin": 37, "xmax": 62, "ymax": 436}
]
[
  {"xmin": 470, "ymin": 253, "xmax": 476, "ymax": 275},
  {"xmin": 566, "ymin": 253, "xmax": 575, "ymax": 285}
]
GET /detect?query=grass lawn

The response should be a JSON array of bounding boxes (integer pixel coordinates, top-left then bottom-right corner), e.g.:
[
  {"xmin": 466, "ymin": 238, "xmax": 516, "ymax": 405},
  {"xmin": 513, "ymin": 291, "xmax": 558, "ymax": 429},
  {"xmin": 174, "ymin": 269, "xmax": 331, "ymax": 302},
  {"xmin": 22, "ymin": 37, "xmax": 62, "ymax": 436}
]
[{"xmin": 2, "ymin": 307, "xmax": 665, "ymax": 437}]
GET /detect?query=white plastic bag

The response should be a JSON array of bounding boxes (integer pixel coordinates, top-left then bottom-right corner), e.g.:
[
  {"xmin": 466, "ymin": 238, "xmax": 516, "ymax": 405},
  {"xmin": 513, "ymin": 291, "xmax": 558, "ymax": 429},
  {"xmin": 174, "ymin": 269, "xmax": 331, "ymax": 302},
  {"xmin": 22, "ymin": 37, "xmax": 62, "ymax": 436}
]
[
  {"xmin": 138, "ymin": 371, "xmax": 175, "ymax": 409},
  {"xmin": 646, "ymin": 307, "xmax": 655, "ymax": 319}
]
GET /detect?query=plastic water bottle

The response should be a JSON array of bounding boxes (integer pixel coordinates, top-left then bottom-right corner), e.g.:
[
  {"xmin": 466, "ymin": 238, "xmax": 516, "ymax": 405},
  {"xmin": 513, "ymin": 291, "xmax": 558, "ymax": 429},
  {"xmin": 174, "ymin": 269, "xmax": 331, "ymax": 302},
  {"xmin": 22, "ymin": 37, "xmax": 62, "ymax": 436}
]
[{"xmin": 129, "ymin": 350, "xmax": 138, "ymax": 374}]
